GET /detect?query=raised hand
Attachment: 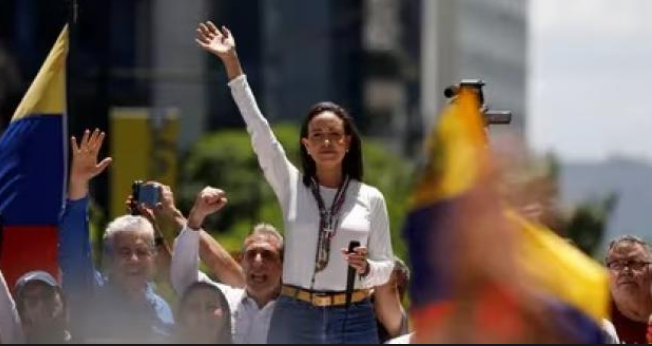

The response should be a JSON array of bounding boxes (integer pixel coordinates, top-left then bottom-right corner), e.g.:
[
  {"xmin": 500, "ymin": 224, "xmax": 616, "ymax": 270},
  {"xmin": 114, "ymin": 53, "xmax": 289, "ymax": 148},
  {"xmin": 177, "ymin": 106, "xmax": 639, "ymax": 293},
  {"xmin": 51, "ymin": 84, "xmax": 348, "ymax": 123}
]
[
  {"xmin": 69, "ymin": 129, "xmax": 112, "ymax": 200},
  {"xmin": 154, "ymin": 184, "xmax": 179, "ymax": 218},
  {"xmin": 195, "ymin": 21, "xmax": 243, "ymax": 81},
  {"xmin": 187, "ymin": 187, "xmax": 228, "ymax": 230},
  {"xmin": 126, "ymin": 183, "xmax": 185, "ymax": 238},
  {"xmin": 196, "ymin": 21, "xmax": 236, "ymax": 60}
]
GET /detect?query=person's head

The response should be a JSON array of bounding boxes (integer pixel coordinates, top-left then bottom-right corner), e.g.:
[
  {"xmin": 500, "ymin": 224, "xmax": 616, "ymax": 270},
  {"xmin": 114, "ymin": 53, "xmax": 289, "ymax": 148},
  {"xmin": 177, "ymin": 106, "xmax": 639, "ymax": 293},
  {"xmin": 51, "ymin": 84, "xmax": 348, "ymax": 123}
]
[
  {"xmin": 14, "ymin": 271, "xmax": 69, "ymax": 343},
  {"xmin": 103, "ymin": 215, "xmax": 156, "ymax": 293},
  {"xmin": 241, "ymin": 224, "xmax": 284, "ymax": 302},
  {"xmin": 300, "ymin": 102, "xmax": 364, "ymax": 186},
  {"xmin": 605, "ymin": 236, "xmax": 652, "ymax": 314},
  {"xmin": 177, "ymin": 282, "xmax": 233, "ymax": 344}
]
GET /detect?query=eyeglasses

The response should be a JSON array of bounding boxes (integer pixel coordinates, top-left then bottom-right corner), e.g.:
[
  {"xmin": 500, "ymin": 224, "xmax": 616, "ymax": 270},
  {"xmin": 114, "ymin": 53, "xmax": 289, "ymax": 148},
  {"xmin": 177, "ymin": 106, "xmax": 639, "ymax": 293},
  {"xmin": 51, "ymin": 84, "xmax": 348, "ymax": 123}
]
[{"xmin": 606, "ymin": 260, "xmax": 651, "ymax": 272}]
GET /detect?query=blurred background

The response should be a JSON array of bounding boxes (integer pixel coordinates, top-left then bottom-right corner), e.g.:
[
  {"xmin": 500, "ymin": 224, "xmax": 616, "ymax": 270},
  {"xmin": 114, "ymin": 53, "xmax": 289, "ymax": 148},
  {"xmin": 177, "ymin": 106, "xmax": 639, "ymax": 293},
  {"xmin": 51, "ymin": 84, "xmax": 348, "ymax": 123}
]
[{"xmin": 0, "ymin": 0, "xmax": 649, "ymax": 260}]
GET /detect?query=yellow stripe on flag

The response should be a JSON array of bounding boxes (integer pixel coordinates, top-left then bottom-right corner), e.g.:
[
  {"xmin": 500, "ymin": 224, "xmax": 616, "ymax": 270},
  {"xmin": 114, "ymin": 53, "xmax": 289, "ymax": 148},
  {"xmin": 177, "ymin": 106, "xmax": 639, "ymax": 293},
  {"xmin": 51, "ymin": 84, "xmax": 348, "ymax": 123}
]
[
  {"xmin": 12, "ymin": 26, "xmax": 68, "ymax": 121},
  {"xmin": 508, "ymin": 211, "xmax": 610, "ymax": 322},
  {"xmin": 411, "ymin": 89, "xmax": 488, "ymax": 208}
]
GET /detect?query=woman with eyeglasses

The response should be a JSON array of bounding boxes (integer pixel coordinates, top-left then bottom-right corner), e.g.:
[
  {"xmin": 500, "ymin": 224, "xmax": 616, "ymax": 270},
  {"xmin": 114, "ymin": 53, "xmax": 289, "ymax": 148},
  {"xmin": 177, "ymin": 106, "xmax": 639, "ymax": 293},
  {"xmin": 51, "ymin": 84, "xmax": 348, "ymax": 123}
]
[{"xmin": 195, "ymin": 21, "xmax": 395, "ymax": 344}]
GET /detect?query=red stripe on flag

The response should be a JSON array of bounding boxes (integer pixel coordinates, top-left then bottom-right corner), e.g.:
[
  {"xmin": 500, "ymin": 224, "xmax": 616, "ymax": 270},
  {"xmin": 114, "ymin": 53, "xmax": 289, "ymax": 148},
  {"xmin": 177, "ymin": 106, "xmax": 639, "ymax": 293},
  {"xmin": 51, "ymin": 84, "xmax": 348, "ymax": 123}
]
[
  {"xmin": 411, "ymin": 285, "xmax": 527, "ymax": 343},
  {"xmin": 0, "ymin": 225, "xmax": 59, "ymax": 289}
]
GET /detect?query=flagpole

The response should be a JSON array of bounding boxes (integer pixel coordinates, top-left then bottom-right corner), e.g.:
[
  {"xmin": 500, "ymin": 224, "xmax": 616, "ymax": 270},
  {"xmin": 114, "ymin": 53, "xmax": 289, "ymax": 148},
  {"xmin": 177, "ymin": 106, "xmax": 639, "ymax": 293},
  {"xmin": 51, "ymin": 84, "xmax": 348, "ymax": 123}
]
[
  {"xmin": 64, "ymin": 0, "xmax": 77, "ymax": 213},
  {"xmin": 67, "ymin": 0, "xmax": 78, "ymax": 25}
]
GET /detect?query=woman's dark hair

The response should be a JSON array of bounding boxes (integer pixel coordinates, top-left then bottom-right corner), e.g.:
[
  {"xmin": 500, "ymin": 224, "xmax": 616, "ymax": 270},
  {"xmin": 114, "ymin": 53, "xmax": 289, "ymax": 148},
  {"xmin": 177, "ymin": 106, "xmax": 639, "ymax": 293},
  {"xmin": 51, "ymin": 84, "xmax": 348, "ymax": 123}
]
[
  {"xmin": 300, "ymin": 102, "xmax": 364, "ymax": 187},
  {"xmin": 178, "ymin": 282, "xmax": 233, "ymax": 344}
]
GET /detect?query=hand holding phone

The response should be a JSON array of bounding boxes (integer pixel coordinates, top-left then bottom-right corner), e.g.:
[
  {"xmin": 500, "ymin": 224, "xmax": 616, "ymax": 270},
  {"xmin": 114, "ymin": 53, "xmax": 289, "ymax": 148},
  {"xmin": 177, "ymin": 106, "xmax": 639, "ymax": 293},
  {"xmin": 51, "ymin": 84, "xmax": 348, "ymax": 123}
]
[{"xmin": 132, "ymin": 181, "xmax": 161, "ymax": 210}]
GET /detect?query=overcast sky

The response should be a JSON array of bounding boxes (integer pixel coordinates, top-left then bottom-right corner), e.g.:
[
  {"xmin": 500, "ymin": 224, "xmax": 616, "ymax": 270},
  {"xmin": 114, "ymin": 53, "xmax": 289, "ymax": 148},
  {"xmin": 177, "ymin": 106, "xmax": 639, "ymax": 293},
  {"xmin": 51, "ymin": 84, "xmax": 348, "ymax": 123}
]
[{"xmin": 529, "ymin": 0, "xmax": 652, "ymax": 163}]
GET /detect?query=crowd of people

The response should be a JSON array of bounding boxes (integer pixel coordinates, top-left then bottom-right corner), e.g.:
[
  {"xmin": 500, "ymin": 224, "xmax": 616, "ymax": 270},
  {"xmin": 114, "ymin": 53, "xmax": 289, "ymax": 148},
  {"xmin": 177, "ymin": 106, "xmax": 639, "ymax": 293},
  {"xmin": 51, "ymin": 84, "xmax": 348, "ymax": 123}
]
[
  {"xmin": 0, "ymin": 21, "xmax": 649, "ymax": 345},
  {"xmin": 0, "ymin": 21, "xmax": 405, "ymax": 344}
]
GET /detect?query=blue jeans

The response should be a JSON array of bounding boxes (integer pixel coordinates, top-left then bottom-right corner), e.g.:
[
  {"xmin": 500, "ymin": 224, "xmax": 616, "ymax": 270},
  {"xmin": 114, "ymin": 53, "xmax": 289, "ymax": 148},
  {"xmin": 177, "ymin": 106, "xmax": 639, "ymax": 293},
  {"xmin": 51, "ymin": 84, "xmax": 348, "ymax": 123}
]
[{"xmin": 268, "ymin": 296, "xmax": 379, "ymax": 344}]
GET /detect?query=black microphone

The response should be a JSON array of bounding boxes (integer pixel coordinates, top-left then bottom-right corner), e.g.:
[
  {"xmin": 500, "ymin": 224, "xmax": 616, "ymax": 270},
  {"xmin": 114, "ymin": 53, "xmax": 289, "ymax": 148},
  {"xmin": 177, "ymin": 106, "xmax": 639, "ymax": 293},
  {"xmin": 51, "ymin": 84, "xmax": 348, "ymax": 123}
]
[{"xmin": 345, "ymin": 241, "xmax": 361, "ymax": 309}]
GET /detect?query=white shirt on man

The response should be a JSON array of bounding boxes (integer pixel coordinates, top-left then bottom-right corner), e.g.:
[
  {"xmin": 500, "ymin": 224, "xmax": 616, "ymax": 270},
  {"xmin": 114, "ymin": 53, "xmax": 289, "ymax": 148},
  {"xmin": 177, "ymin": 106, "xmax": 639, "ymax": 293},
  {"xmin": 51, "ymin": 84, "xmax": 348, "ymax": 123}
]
[{"xmin": 171, "ymin": 228, "xmax": 275, "ymax": 344}]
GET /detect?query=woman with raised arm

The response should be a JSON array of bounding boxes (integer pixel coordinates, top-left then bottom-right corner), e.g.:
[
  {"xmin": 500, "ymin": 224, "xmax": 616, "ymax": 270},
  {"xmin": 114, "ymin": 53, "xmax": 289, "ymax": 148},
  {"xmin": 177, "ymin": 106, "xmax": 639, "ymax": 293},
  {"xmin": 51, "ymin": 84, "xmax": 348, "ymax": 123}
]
[{"xmin": 195, "ymin": 22, "xmax": 394, "ymax": 344}]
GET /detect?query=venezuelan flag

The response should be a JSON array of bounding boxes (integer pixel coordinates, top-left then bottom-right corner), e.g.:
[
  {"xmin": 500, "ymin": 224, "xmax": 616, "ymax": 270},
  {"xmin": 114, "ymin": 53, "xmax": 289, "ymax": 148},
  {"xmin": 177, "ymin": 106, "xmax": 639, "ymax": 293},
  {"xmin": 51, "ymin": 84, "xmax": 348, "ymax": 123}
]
[
  {"xmin": 509, "ymin": 211, "xmax": 610, "ymax": 325},
  {"xmin": 508, "ymin": 211, "xmax": 609, "ymax": 343},
  {"xmin": 404, "ymin": 88, "xmax": 609, "ymax": 343},
  {"xmin": 0, "ymin": 26, "xmax": 68, "ymax": 287},
  {"xmin": 403, "ymin": 88, "xmax": 509, "ymax": 342}
]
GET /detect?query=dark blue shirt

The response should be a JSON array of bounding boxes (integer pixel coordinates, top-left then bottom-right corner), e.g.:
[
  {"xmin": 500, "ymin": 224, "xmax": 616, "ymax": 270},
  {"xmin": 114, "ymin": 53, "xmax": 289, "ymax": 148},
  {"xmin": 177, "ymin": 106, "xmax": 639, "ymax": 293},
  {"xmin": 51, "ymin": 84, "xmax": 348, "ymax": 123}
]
[{"xmin": 59, "ymin": 197, "xmax": 174, "ymax": 343}]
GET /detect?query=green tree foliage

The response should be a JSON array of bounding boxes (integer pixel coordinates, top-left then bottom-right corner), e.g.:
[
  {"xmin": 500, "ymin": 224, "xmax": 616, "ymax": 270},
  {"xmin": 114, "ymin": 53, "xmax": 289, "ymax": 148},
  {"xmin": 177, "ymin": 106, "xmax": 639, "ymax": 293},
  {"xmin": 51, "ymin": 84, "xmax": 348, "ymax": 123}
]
[
  {"xmin": 540, "ymin": 154, "xmax": 618, "ymax": 257},
  {"xmin": 562, "ymin": 194, "xmax": 618, "ymax": 257}
]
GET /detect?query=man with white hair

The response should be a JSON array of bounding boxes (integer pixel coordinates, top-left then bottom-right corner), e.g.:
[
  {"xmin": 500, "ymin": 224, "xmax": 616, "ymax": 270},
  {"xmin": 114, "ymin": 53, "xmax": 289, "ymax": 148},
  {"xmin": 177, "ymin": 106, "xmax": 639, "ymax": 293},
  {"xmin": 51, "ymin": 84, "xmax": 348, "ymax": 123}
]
[{"xmin": 58, "ymin": 130, "xmax": 173, "ymax": 343}]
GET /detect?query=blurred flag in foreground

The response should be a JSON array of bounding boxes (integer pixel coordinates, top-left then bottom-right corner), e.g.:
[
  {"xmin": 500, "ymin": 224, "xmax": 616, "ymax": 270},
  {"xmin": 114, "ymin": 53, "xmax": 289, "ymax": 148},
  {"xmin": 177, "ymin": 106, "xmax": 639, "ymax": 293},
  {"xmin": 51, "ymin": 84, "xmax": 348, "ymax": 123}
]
[{"xmin": 404, "ymin": 87, "xmax": 609, "ymax": 343}]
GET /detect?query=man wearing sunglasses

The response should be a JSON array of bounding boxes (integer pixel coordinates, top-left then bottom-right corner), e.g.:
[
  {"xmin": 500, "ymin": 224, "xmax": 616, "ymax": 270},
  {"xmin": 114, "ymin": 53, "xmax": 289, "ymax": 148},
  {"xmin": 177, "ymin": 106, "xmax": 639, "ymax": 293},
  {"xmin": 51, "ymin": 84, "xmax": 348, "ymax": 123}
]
[{"xmin": 605, "ymin": 235, "xmax": 652, "ymax": 344}]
